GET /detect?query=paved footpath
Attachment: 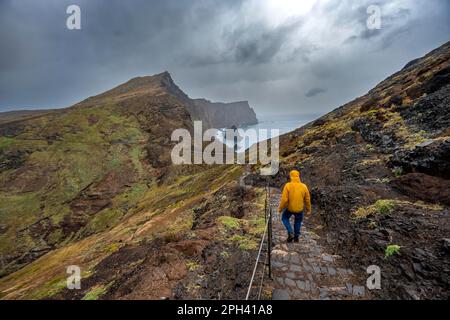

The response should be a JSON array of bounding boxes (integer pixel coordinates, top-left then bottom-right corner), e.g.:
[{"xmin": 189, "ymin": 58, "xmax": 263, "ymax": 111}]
[{"xmin": 269, "ymin": 189, "xmax": 367, "ymax": 300}]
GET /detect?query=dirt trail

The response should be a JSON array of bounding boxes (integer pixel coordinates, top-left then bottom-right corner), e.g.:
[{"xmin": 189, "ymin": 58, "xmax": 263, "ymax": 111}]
[{"xmin": 269, "ymin": 189, "xmax": 368, "ymax": 300}]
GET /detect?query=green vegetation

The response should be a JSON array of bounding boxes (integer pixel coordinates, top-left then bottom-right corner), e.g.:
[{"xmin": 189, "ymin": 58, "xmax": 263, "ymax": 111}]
[
  {"xmin": 186, "ymin": 261, "xmax": 200, "ymax": 272},
  {"xmin": 82, "ymin": 283, "xmax": 113, "ymax": 300},
  {"xmin": 365, "ymin": 144, "xmax": 375, "ymax": 152},
  {"xmin": 385, "ymin": 245, "xmax": 401, "ymax": 259},
  {"xmin": 353, "ymin": 199, "xmax": 395, "ymax": 219},
  {"xmin": 217, "ymin": 216, "xmax": 241, "ymax": 230},
  {"xmin": 392, "ymin": 167, "xmax": 403, "ymax": 177},
  {"xmin": 367, "ymin": 109, "xmax": 379, "ymax": 117},
  {"xmin": 229, "ymin": 234, "xmax": 258, "ymax": 250},
  {"xmin": 374, "ymin": 200, "xmax": 395, "ymax": 214},
  {"xmin": 0, "ymin": 137, "xmax": 15, "ymax": 149},
  {"xmin": 248, "ymin": 217, "xmax": 266, "ymax": 235}
]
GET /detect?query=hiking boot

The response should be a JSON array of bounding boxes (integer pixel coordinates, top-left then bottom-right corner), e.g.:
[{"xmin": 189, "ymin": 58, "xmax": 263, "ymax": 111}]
[
  {"xmin": 287, "ymin": 233, "xmax": 294, "ymax": 243},
  {"xmin": 294, "ymin": 236, "xmax": 299, "ymax": 243}
]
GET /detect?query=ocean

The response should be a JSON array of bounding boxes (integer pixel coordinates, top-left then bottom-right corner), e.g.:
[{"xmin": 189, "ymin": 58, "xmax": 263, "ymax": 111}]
[{"xmin": 215, "ymin": 114, "xmax": 319, "ymax": 152}]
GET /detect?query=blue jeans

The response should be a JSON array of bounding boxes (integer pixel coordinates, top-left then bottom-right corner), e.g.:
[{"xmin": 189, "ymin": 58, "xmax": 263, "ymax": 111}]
[{"xmin": 281, "ymin": 209, "xmax": 304, "ymax": 237}]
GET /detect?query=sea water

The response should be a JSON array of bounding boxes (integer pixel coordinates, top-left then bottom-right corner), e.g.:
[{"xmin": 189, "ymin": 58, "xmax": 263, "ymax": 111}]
[{"xmin": 215, "ymin": 114, "xmax": 318, "ymax": 153}]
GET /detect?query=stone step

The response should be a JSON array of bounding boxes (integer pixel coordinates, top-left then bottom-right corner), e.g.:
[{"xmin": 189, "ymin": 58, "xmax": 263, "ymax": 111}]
[{"xmin": 268, "ymin": 191, "xmax": 363, "ymax": 300}]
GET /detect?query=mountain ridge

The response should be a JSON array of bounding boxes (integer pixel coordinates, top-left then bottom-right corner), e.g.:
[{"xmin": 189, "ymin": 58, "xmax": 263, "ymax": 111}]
[{"xmin": 1, "ymin": 71, "xmax": 258, "ymax": 130}]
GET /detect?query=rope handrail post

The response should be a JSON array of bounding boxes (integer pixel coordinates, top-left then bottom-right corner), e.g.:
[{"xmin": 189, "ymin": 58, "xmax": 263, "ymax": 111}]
[
  {"xmin": 245, "ymin": 222, "xmax": 268, "ymax": 300},
  {"xmin": 268, "ymin": 205, "xmax": 273, "ymax": 279},
  {"xmin": 264, "ymin": 181, "xmax": 268, "ymax": 223}
]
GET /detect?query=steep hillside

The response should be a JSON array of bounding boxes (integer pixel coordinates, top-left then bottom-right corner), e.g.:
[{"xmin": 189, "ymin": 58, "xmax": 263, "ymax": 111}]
[
  {"xmin": 247, "ymin": 41, "xmax": 450, "ymax": 299},
  {"xmin": 0, "ymin": 73, "xmax": 267, "ymax": 299},
  {"xmin": 0, "ymin": 110, "xmax": 59, "ymax": 125},
  {"xmin": 0, "ymin": 73, "xmax": 193, "ymax": 276}
]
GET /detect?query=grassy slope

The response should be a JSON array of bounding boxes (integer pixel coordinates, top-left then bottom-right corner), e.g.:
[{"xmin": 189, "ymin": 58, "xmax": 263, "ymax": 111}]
[
  {"xmin": 0, "ymin": 102, "xmax": 148, "ymax": 273},
  {"xmin": 0, "ymin": 163, "xmax": 246, "ymax": 299},
  {"xmin": 0, "ymin": 73, "xmax": 266, "ymax": 300}
]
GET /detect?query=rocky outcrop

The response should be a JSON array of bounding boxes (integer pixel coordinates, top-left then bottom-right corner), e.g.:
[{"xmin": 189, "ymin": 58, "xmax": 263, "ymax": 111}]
[
  {"xmin": 86, "ymin": 71, "xmax": 258, "ymax": 129},
  {"xmin": 188, "ymin": 99, "xmax": 258, "ymax": 129}
]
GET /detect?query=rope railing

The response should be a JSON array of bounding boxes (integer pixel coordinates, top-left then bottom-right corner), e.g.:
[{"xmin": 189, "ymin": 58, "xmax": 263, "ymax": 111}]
[
  {"xmin": 245, "ymin": 219, "xmax": 269, "ymax": 300},
  {"xmin": 245, "ymin": 183, "xmax": 273, "ymax": 300}
]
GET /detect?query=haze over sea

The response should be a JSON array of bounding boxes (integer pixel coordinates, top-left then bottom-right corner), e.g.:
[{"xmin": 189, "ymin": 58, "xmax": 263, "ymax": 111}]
[{"xmin": 217, "ymin": 113, "xmax": 320, "ymax": 152}]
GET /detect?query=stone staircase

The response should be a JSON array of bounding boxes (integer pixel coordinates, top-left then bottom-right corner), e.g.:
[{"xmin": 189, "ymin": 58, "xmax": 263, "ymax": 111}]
[{"xmin": 269, "ymin": 189, "xmax": 367, "ymax": 300}]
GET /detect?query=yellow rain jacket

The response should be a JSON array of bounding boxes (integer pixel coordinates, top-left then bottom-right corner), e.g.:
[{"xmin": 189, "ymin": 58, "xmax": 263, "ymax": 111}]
[{"xmin": 278, "ymin": 170, "xmax": 311, "ymax": 214}]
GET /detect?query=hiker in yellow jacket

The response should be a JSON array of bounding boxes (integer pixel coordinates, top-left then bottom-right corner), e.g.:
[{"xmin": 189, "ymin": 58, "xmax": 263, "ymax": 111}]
[{"xmin": 278, "ymin": 170, "xmax": 311, "ymax": 243}]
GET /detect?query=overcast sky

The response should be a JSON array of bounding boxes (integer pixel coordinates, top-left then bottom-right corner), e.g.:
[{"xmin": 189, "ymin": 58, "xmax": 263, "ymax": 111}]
[{"xmin": 0, "ymin": 0, "xmax": 449, "ymax": 116}]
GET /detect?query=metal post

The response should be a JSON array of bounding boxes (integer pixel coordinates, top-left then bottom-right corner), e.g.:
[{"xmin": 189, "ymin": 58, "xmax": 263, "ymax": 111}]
[
  {"xmin": 268, "ymin": 206, "xmax": 272, "ymax": 279},
  {"xmin": 264, "ymin": 182, "xmax": 268, "ymax": 223}
]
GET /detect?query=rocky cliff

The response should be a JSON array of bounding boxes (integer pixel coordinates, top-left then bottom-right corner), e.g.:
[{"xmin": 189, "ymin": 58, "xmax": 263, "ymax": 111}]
[
  {"xmin": 188, "ymin": 99, "xmax": 258, "ymax": 129},
  {"xmin": 81, "ymin": 71, "xmax": 258, "ymax": 129}
]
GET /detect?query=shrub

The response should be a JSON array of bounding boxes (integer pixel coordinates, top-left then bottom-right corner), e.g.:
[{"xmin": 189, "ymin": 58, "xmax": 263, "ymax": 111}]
[
  {"xmin": 186, "ymin": 261, "xmax": 199, "ymax": 272},
  {"xmin": 365, "ymin": 144, "xmax": 375, "ymax": 152},
  {"xmin": 385, "ymin": 244, "xmax": 401, "ymax": 259},
  {"xmin": 353, "ymin": 199, "xmax": 395, "ymax": 219},
  {"xmin": 392, "ymin": 167, "xmax": 403, "ymax": 177},
  {"xmin": 374, "ymin": 200, "xmax": 395, "ymax": 214},
  {"xmin": 217, "ymin": 216, "xmax": 240, "ymax": 230},
  {"xmin": 229, "ymin": 234, "xmax": 258, "ymax": 250}
]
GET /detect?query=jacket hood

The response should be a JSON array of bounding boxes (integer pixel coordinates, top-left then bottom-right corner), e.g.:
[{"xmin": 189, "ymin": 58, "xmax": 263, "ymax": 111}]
[{"xmin": 290, "ymin": 170, "xmax": 301, "ymax": 183}]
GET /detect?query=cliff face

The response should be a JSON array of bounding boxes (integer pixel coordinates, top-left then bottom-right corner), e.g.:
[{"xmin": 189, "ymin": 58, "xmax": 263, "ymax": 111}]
[{"xmin": 188, "ymin": 99, "xmax": 258, "ymax": 129}]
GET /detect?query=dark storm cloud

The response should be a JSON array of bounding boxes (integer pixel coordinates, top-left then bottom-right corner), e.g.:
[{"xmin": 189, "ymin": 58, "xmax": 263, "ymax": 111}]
[
  {"xmin": 0, "ymin": 0, "xmax": 449, "ymax": 116},
  {"xmin": 180, "ymin": 17, "xmax": 305, "ymax": 67},
  {"xmin": 305, "ymin": 88, "xmax": 326, "ymax": 98},
  {"xmin": 227, "ymin": 19, "xmax": 304, "ymax": 65}
]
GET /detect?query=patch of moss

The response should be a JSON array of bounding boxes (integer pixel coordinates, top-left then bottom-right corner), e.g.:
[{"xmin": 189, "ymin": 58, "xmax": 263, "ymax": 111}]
[
  {"xmin": 107, "ymin": 243, "xmax": 121, "ymax": 253},
  {"xmin": 229, "ymin": 234, "xmax": 258, "ymax": 250},
  {"xmin": 0, "ymin": 137, "xmax": 15, "ymax": 150},
  {"xmin": 186, "ymin": 261, "xmax": 200, "ymax": 272},
  {"xmin": 85, "ymin": 208, "xmax": 124, "ymax": 234},
  {"xmin": 392, "ymin": 166, "xmax": 403, "ymax": 177},
  {"xmin": 248, "ymin": 217, "xmax": 266, "ymax": 235},
  {"xmin": 367, "ymin": 109, "xmax": 378, "ymax": 117},
  {"xmin": 217, "ymin": 216, "xmax": 241, "ymax": 230},
  {"xmin": 82, "ymin": 283, "xmax": 112, "ymax": 300},
  {"xmin": 353, "ymin": 199, "xmax": 395, "ymax": 219},
  {"xmin": 385, "ymin": 244, "xmax": 401, "ymax": 259},
  {"xmin": 27, "ymin": 276, "xmax": 68, "ymax": 300},
  {"xmin": 365, "ymin": 144, "xmax": 375, "ymax": 152},
  {"xmin": 374, "ymin": 199, "xmax": 395, "ymax": 214}
]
